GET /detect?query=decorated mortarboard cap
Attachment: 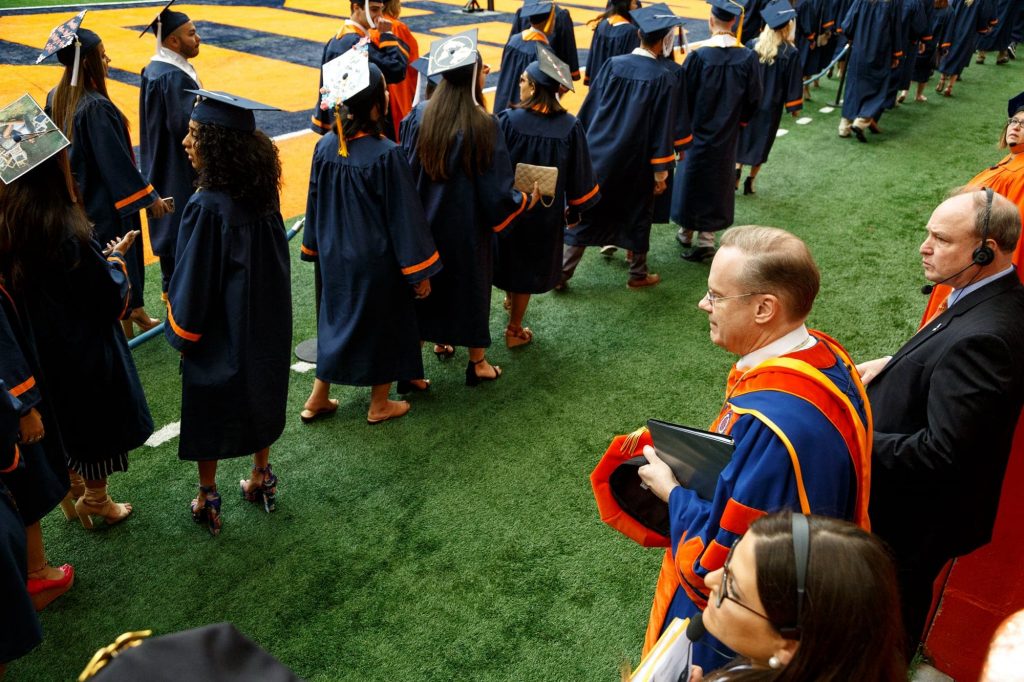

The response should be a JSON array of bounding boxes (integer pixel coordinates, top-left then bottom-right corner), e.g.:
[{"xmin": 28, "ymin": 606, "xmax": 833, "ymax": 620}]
[
  {"xmin": 186, "ymin": 89, "xmax": 278, "ymax": 132},
  {"xmin": 707, "ymin": 0, "xmax": 743, "ymax": 20},
  {"xmin": 411, "ymin": 57, "xmax": 442, "ymax": 85},
  {"xmin": 320, "ymin": 48, "xmax": 381, "ymax": 109},
  {"xmin": 632, "ymin": 3, "xmax": 683, "ymax": 35},
  {"xmin": 428, "ymin": 29, "xmax": 479, "ymax": 77},
  {"xmin": 1008, "ymin": 91, "xmax": 1024, "ymax": 117},
  {"xmin": 36, "ymin": 11, "xmax": 91, "ymax": 63},
  {"xmin": 521, "ymin": 0, "xmax": 554, "ymax": 19},
  {"xmin": 527, "ymin": 43, "xmax": 574, "ymax": 92},
  {"xmin": 0, "ymin": 94, "xmax": 71, "ymax": 186},
  {"xmin": 760, "ymin": 0, "xmax": 796, "ymax": 29},
  {"xmin": 139, "ymin": 0, "xmax": 191, "ymax": 39},
  {"xmin": 80, "ymin": 624, "xmax": 301, "ymax": 681}
]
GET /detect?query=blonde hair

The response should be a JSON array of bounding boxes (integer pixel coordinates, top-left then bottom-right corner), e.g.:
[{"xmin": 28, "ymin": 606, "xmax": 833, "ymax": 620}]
[{"xmin": 754, "ymin": 21, "xmax": 793, "ymax": 65}]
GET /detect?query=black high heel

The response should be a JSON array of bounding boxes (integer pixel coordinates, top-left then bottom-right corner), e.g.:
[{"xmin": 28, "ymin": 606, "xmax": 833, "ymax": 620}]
[
  {"xmin": 240, "ymin": 464, "xmax": 278, "ymax": 513},
  {"xmin": 433, "ymin": 344, "xmax": 455, "ymax": 361},
  {"xmin": 743, "ymin": 177, "xmax": 755, "ymax": 195},
  {"xmin": 191, "ymin": 486, "xmax": 222, "ymax": 536},
  {"xmin": 397, "ymin": 379, "xmax": 431, "ymax": 394},
  {"xmin": 465, "ymin": 358, "xmax": 501, "ymax": 386}
]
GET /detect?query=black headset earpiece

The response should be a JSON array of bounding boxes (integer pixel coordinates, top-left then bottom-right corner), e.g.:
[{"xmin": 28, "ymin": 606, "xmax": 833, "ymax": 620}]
[
  {"xmin": 972, "ymin": 187, "xmax": 995, "ymax": 266},
  {"xmin": 778, "ymin": 513, "xmax": 809, "ymax": 640}
]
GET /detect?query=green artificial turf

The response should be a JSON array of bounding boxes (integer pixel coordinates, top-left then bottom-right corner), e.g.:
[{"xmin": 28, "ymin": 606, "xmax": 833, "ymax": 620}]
[{"xmin": 11, "ymin": 63, "xmax": 1020, "ymax": 680}]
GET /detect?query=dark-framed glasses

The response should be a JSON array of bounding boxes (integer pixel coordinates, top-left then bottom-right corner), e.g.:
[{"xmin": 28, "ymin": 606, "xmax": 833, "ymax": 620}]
[
  {"xmin": 1007, "ymin": 118, "xmax": 1024, "ymax": 129},
  {"xmin": 715, "ymin": 540, "xmax": 773, "ymax": 623}
]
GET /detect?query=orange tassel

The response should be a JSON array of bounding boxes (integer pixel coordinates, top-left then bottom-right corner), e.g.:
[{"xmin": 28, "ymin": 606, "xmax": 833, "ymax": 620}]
[{"xmin": 335, "ymin": 109, "xmax": 348, "ymax": 157}]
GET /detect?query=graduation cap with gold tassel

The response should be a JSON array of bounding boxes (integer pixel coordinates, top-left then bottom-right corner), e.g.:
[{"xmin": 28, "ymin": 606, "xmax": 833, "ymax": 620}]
[
  {"xmin": 707, "ymin": 0, "xmax": 745, "ymax": 46},
  {"xmin": 320, "ymin": 47, "xmax": 373, "ymax": 157}
]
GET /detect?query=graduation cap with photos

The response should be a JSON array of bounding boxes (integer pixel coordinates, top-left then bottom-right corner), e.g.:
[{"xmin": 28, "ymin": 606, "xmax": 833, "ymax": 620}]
[
  {"xmin": 36, "ymin": 11, "xmax": 98, "ymax": 86},
  {"xmin": 428, "ymin": 29, "xmax": 479, "ymax": 77},
  {"xmin": 0, "ymin": 94, "xmax": 71, "ymax": 186},
  {"xmin": 185, "ymin": 89, "xmax": 279, "ymax": 133},
  {"xmin": 632, "ymin": 3, "xmax": 683, "ymax": 35},
  {"xmin": 529, "ymin": 43, "xmax": 574, "ymax": 92},
  {"xmin": 139, "ymin": 0, "xmax": 191, "ymax": 45},
  {"xmin": 760, "ymin": 0, "xmax": 797, "ymax": 29},
  {"xmin": 1009, "ymin": 91, "xmax": 1024, "ymax": 117},
  {"xmin": 320, "ymin": 48, "xmax": 372, "ymax": 110}
]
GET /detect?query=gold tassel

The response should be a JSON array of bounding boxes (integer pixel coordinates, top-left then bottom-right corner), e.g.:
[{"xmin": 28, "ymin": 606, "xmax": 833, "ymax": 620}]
[
  {"xmin": 335, "ymin": 109, "xmax": 348, "ymax": 157},
  {"xmin": 543, "ymin": 5, "xmax": 556, "ymax": 35},
  {"xmin": 78, "ymin": 630, "xmax": 152, "ymax": 681},
  {"xmin": 620, "ymin": 425, "xmax": 649, "ymax": 455},
  {"xmin": 735, "ymin": 8, "xmax": 745, "ymax": 47}
]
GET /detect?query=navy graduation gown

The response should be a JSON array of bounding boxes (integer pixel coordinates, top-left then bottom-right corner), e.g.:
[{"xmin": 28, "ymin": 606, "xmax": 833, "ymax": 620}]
[
  {"xmin": 495, "ymin": 107, "xmax": 600, "ymax": 292},
  {"xmin": 401, "ymin": 115, "xmax": 527, "ymax": 348},
  {"xmin": 797, "ymin": 0, "xmax": 826, "ymax": 76},
  {"xmin": 311, "ymin": 24, "xmax": 408, "ymax": 135},
  {"xmin": 139, "ymin": 60, "xmax": 199, "ymax": 258},
  {"xmin": 51, "ymin": 89, "xmax": 158, "ymax": 310},
  {"xmin": 571, "ymin": 52, "xmax": 677, "ymax": 251},
  {"xmin": 494, "ymin": 32, "xmax": 552, "ymax": 114},
  {"xmin": 840, "ymin": 0, "xmax": 902, "ymax": 122},
  {"xmin": 737, "ymin": 42, "xmax": 803, "ymax": 166},
  {"xmin": 398, "ymin": 102, "xmax": 426, "ymax": 158},
  {"xmin": 0, "ymin": 382, "xmax": 41, "ymax": 666},
  {"xmin": 938, "ymin": 0, "xmax": 997, "ymax": 76},
  {"xmin": 510, "ymin": 7, "xmax": 582, "ymax": 80},
  {"xmin": 890, "ymin": 0, "xmax": 928, "ymax": 97},
  {"xmin": 165, "ymin": 192, "xmax": 291, "ymax": 461},
  {"xmin": 301, "ymin": 134, "xmax": 441, "ymax": 386},
  {"xmin": 585, "ymin": 17, "xmax": 640, "ymax": 85},
  {"xmin": 0, "ymin": 285, "xmax": 68, "ymax": 525},
  {"xmin": 671, "ymin": 43, "xmax": 762, "ymax": 232},
  {"xmin": 977, "ymin": 0, "xmax": 1018, "ymax": 50},
  {"xmin": 653, "ymin": 56, "xmax": 692, "ymax": 224},
  {"xmin": 913, "ymin": 5, "xmax": 950, "ymax": 81},
  {"xmin": 741, "ymin": 0, "xmax": 773, "ymax": 43}
]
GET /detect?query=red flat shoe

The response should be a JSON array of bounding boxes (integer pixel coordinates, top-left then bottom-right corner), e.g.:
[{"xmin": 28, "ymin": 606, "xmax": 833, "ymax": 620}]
[{"xmin": 27, "ymin": 563, "xmax": 74, "ymax": 611}]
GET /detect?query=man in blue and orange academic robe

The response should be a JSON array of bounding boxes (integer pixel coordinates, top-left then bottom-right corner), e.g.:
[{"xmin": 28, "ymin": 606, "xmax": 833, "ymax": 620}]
[{"xmin": 618, "ymin": 227, "xmax": 871, "ymax": 672}]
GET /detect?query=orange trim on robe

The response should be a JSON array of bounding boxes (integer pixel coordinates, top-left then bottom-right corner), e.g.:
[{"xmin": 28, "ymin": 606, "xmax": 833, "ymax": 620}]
[
  {"xmin": 493, "ymin": 193, "xmax": 527, "ymax": 233},
  {"xmin": 785, "ymin": 98, "xmax": 803, "ymax": 109},
  {"xmin": 650, "ymin": 154, "xmax": 675, "ymax": 165},
  {"xmin": 386, "ymin": 14, "xmax": 419, "ymax": 140},
  {"xmin": 569, "ymin": 183, "xmax": 600, "ymax": 206},
  {"xmin": 300, "ymin": 244, "xmax": 318, "ymax": 257},
  {"xmin": 114, "ymin": 185, "xmax": 154, "ymax": 210},
  {"xmin": 401, "ymin": 250, "xmax": 439, "ymax": 275},
  {"xmin": 522, "ymin": 30, "xmax": 550, "ymax": 43},
  {"xmin": 0, "ymin": 445, "xmax": 18, "ymax": 474},
  {"xmin": 8, "ymin": 376, "xmax": 36, "ymax": 398},
  {"xmin": 166, "ymin": 301, "xmax": 201, "ymax": 343},
  {"xmin": 720, "ymin": 497, "xmax": 766, "ymax": 535}
]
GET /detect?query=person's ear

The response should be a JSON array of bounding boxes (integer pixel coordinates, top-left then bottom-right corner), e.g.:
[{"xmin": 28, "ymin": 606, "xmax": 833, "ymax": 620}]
[
  {"xmin": 752, "ymin": 294, "xmax": 780, "ymax": 325},
  {"xmin": 773, "ymin": 639, "xmax": 799, "ymax": 667}
]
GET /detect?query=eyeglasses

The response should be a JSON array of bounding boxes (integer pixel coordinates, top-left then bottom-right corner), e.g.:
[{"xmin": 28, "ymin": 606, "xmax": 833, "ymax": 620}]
[
  {"xmin": 1007, "ymin": 118, "xmax": 1024, "ymax": 129},
  {"xmin": 715, "ymin": 540, "xmax": 773, "ymax": 623},
  {"xmin": 702, "ymin": 290, "xmax": 760, "ymax": 308}
]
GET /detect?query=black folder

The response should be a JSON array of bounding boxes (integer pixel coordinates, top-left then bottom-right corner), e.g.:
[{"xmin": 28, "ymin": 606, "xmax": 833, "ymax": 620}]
[{"xmin": 609, "ymin": 419, "xmax": 734, "ymax": 537}]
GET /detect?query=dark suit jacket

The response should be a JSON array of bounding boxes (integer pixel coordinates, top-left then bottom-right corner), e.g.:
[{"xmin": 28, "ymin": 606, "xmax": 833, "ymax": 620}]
[{"xmin": 868, "ymin": 271, "xmax": 1024, "ymax": 560}]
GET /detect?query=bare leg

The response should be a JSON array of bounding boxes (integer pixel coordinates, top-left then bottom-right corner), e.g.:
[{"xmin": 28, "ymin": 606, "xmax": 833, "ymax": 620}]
[
  {"xmin": 302, "ymin": 378, "xmax": 338, "ymax": 421},
  {"xmin": 915, "ymin": 81, "xmax": 927, "ymax": 102},
  {"xmin": 749, "ymin": 164, "xmax": 762, "ymax": 179},
  {"xmin": 25, "ymin": 523, "xmax": 61, "ymax": 581},
  {"xmin": 509, "ymin": 293, "xmax": 530, "ymax": 329},
  {"xmin": 79, "ymin": 478, "xmax": 131, "ymax": 523},
  {"xmin": 468, "ymin": 347, "xmax": 500, "ymax": 380},
  {"xmin": 367, "ymin": 384, "xmax": 410, "ymax": 423}
]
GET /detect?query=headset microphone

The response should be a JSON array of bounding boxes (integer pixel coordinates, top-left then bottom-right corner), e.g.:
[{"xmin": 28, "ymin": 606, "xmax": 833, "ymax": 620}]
[
  {"xmin": 922, "ymin": 187, "xmax": 995, "ymax": 295},
  {"xmin": 921, "ymin": 261, "xmax": 978, "ymax": 295},
  {"xmin": 685, "ymin": 613, "xmax": 706, "ymax": 642}
]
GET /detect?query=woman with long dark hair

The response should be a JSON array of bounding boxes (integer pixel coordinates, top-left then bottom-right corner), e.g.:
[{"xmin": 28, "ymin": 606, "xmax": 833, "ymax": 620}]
[
  {"xmin": 495, "ymin": 50, "xmax": 599, "ymax": 346},
  {"xmin": 736, "ymin": 3, "xmax": 803, "ymax": 195},
  {"xmin": 165, "ymin": 90, "xmax": 291, "ymax": 536},
  {"xmin": 692, "ymin": 512, "xmax": 907, "ymax": 681},
  {"xmin": 585, "ymin": 0, "xmax": 640, "ymax": 86},
  {"xmin": 301, "ymin": 55, "xmax": 440, "ymax": 425},
  {"xmin": 45, "ymin": 26, "xmax": 171, "ymax": 337},
  {"xmin": 1, "ymin": 146, "xmax": 152, "ymax": 532},
  {"xmin": 402, "ymin": 32, "xmax": 538, "ymax": 385}
]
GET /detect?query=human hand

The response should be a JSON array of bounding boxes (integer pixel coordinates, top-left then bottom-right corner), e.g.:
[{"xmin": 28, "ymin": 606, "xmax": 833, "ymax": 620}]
[
  {"xmin": 855, "ymin": 356, "xmax": 891, "ymax": 386},
  {"xmin": 18, "ymin": 407, "xmax": 44, "ymax": 445},
  {"xmin": 653, "ymin": 171, "xmax": 668, "ymax": 196},
  {"xmin": 377, "ymin": 17, "xmax": 393, "ymax": 33},
  {"xmin": 527, "ymin": 182, "xmax": 541, "ymax": 210},
  {"xmin": 413, "ymin": 278, "xmax": 431, "ymax": 299},
  {"xmin": 638, "ymin": 445, "xmax": 681, "ymax": 502},
  {"xmin": 689, "ymin": 665, "xmax": 704, "ymax": 682},
  {"xmin": 148, "ymin": 196, "xmax": 172, "ymax": 219},
  {"xmin": 106, "ymin": 230, "xmax": 140, "ymax": 257}
]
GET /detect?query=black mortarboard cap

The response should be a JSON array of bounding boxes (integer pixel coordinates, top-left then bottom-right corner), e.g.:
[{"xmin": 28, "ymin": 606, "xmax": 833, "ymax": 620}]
[
  {"xmin": 186, "ymin": 89, "xmax": 278, "ymax": 132},
  {"xmin": 36, "ymin": 11, "xmax": 97, "ymax": 65},
  {"xmin": 521, "ymin": 1, "xmax": 553, "ymax": 19},
  {"xmin": 707, "ymin": 0, "xmax": 742, "ymax": 20},
  {"xmin": 632, "ymin": 3, "xmax": 683, "ymax": 35},
  {"xmin": 1009, "ymin": 91, "xmax": 1024, "ymax": 117},
  {"xmin": 411, "ymin": 57, "xmax": 442, "ymax": 85},
  {"xmin": 428, "ymin": 29, "xmax": 479, "ymax": 77},
  {"xmin": 527, "ymin": 43, "xmax": 574, "ymax": 92},
  {"xmin": 82, "ymin": 624, "xmax": 302, "ymax": 681},
  {"xmin": 760, "ymin": 0, "xmax": 796, "ymax": 29},
  {"xmin": 139, "ymin": 0, "xmax": 191, "ymax": 38}
]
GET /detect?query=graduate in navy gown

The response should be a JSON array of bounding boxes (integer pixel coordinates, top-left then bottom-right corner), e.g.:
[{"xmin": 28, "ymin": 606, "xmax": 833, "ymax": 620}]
[
  {"xmin": 495, "ymin": 47, "xmax": 600, "ymax": 345},
  {"xmin": 165, "ymin": 91, "xmax": 291, "ymax": 536},
  {"xmin": 402, "ymin": 31, "xmax": 538, "ymax": 385},
  {"xmin": 892, "ymin": 0, "xmax": 929, "ymax": 103},
  {"xmin": 311, "ymin": 0, "xmax": 408, "ymax": 138},
  {"xmin": 975, "ymin": 0, "xmax": 1019, "ymax": 63},
  {"xmin": 651, "ymin": 39, "xmax": 693, "ymax": 226},
  {"xmin": 494, "ymin": 1, "xmax": 560, "ymax": 113},
  {"xmin": 910, "ymin": 0, "xmax": 951, "ymax": 101},
  {"xmin": 936, "ymin": 0, "xmax": 996, "ymax": 96},
  {"xmin": 397, "ymin": 57, "xmax": 440, "ymax": 153},
  {"xmin": 837, "ymin": 0, "xmax": 902, "ymax": 141},
  {"xmin": 0, "ymin": 382, "xmax": 42, "ymax": 676},
  {"xmin": 3, "ymin": 122, "xmax": 152, "ymax": 534},
  {"xmin": 139, "ymin": 3, "xmax": 201, "ymax": 295},
  {"xmin": 584, "ymin": 0, "xmax": 640, "ymax": 86},
  {"xmin": 672, "ymin": 0, "xmax": 762, "ymax": 262},
  {"xmin": 301, "ymin": 54, "xmax": 441, "ymax": 425},
  {"xmin": 509, "ymin": 1, "xmax": 582, "ymax": 81},
  {"xmin": 737, "ymin": 0, "xmax": 804, "ymax": 195},
  {"xmin": 43, "ymin": 24, "xmax": 172, "ymax": 338},
  {"xmin": 564, "ymin": 6, "xmax": 680, "ymax": 288}
]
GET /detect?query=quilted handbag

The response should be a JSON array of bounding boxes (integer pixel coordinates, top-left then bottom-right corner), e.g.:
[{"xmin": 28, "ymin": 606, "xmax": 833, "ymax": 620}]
[{"xmin": 514, "ymin": 162, "xmax": 558, "ymax": 208}]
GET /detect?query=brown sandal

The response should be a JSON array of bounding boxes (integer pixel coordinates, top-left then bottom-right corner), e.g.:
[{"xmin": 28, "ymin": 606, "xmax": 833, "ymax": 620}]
[{"xmin": 505, "ymin": 324, "xmax": 533, "ymax": 348}]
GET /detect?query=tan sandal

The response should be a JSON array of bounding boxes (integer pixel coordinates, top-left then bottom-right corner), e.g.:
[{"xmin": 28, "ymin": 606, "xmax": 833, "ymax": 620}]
[{"xmin": 505, "ymin": 324, "xmax": 533, "ymax": 348}]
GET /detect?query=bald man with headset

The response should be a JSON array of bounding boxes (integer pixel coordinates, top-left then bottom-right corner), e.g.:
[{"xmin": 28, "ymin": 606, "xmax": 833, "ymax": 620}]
[{"xmin": 857, "ymin": 187, "xmax": 1024, "ymax": 656}]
